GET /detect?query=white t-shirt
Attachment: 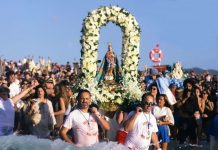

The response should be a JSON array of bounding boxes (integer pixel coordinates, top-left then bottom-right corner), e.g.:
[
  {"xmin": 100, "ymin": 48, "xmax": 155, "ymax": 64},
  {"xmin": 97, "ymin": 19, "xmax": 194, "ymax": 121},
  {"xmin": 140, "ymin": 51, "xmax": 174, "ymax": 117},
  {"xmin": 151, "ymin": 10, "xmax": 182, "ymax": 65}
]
[
  {"xmin": 9, "ymin": 81, "xmax": 21, "ymax": 98},
  {"xmin": 153, "ymin": 106, "xmax": 174, "ymax": 125},
  {"xmin": 0, "ymin": 98, "xmax": 14, "ymax": 128},
  {"xmin": 125, "ymin": 111, "xmax": 158, "ymax": 150},
  {"xmin": 63, "ymin": 109, "xmax": 99, "ymax": 147}
]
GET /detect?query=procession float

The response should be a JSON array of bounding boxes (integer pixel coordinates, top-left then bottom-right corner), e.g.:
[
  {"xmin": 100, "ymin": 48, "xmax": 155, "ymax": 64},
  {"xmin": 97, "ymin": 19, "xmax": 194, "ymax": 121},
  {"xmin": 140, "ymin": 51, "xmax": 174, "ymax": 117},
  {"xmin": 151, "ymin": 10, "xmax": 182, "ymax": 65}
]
[{"xmin": 73, "ymin": 5, "xmax": 143, "ymax": 113}]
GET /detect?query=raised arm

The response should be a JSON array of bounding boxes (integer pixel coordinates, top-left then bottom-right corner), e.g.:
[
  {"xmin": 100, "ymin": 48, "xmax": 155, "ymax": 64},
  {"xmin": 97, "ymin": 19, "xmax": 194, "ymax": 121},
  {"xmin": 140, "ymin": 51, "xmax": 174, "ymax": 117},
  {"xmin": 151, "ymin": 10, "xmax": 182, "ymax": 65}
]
[
  {"xmin": 91, "ymin": 107, "xmax": 110, "ymax": 130},
  {"xmin": 123, "ymin": 107, "xmax": 141, "ymax": 132},
  {"xmin": 11, "ymin": 80, "xmax": 39, "ymax": 104}
]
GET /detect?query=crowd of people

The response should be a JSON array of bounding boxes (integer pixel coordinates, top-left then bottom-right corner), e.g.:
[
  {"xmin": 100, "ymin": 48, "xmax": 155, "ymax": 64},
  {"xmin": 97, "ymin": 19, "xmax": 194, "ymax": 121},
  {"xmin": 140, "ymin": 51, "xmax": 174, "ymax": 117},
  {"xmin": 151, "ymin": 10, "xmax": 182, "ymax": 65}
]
[{"xmin": 0, "ymin": 58, "xmax": 218, "ymax": 150}]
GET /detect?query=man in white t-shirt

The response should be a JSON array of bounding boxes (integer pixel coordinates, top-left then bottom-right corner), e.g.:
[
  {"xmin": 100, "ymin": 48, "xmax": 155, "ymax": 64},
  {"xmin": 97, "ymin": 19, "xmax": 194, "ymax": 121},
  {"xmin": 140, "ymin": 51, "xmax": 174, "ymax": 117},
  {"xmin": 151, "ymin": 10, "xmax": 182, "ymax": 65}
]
[
  {"xmin": 124, "ymin": 94, "xmax": 161, "ymax": 150},
  {"xmin": 60, "ymin": 89, "xmax": 110, "ymax": 147}
]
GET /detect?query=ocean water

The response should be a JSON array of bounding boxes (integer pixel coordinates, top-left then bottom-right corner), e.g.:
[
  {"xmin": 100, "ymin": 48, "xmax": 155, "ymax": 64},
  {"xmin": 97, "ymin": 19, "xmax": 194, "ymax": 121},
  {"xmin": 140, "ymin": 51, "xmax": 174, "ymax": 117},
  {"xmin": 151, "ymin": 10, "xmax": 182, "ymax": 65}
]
[{"xmin": 0, "ymin": 135, "xmax": 128, "ymax": 150}]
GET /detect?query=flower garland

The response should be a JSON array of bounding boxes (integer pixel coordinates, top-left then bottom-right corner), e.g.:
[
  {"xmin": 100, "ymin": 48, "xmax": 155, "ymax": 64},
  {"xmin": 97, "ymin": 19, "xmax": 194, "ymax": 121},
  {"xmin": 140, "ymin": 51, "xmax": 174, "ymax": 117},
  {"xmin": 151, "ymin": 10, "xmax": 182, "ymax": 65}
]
[{"xmin": 79, "ymin": 6, "xmax": 142, "ymax": 106}]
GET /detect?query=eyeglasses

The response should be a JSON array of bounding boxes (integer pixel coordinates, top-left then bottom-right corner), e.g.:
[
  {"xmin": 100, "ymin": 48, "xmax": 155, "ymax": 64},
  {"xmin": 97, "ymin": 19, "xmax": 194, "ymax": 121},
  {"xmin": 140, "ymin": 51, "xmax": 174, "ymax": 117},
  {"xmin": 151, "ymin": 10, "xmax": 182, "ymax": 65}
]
[{"xmin": 202, "ymin": 92, "xmax": 207, "ymax": 95}]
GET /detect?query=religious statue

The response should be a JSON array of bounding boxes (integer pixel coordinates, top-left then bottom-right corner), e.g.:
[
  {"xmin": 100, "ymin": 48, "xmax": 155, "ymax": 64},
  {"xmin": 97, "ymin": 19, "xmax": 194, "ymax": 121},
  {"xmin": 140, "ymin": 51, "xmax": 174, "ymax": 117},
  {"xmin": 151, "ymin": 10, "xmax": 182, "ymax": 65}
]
[
  {"xmin": 172, "ymin": 61, "xmax": 184, "ymax": 79},
  {"xmin": 96, "ymin": 42, "xmax": 121, "ymax": 84}
]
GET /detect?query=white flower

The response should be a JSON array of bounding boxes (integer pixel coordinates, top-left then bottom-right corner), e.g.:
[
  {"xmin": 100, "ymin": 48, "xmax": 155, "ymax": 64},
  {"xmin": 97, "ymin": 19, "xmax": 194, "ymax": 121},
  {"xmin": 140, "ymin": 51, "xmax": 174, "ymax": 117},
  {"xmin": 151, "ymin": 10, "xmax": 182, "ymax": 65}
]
[
  {"xmin": 112, "ymin": 6, "xmax": 121, "ymax": 12},
  {"xmin": 80, "ymin": 6, "xmax": 141, "ymax": 104},
  {"xmin": 115, "ymin": 98, "xmax": 123, "ymax": 104}
]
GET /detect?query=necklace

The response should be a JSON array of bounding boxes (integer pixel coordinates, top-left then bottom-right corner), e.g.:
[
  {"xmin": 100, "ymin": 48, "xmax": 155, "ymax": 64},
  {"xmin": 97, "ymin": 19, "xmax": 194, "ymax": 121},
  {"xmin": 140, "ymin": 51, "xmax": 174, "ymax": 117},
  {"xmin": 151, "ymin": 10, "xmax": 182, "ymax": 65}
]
[
  {"xmin": 141, "ymin": 113, "xmax": 151, "ymax": 139},
  {"xmin": 78, "ymin": 109, "xmax": 90, "ymax": 126}
]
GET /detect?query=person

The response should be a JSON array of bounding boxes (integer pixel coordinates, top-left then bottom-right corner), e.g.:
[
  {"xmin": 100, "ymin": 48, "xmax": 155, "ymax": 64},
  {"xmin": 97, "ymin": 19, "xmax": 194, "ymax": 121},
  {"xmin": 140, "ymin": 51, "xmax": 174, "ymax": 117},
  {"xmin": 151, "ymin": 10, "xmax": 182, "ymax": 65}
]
[
  {"xmin": 0, "ymin": 80, "xmax": 39, "ymax": 136},
  {"xmin": 153, "ymin": 94, "xmax": 174, "ymax": 150},
  {"xmin": 28, "ymin": 86, "xmax": 56, "ymax": 138},
  {"xmin": 96, "ymin": 42, "xmax": 121, "ymax": 84},
  {"xmin": 194, "ymin": 87, "xmax": 203, "ymax": 144},
  {"xmin": 116, "ymin": 110, "xmax": 129, "ymax": 144},
  {"xmin": 178, "ymin": 78, "xmax": 199, "ymax": 144},
  {"xmin": 208, "ymin": 90, "xmax": 218, "ymax": 150},
  {"xmin": 149, "ymin": 83, "xmax": 159, "ymax": 105},
  {"xmin": 6, "ymin": 70, "xmax": 21, "ymax": 98},
  {"xmin": 60, "ymin": 89, "xmax": 110, "ymax": 147},
  {"xmin": 201, "ymin": 89, "xmax": 214, "ymax": 140},
  {"xmin": 115, "ymin": 100, "xmax": 135, "ymax": 144},
  {"xmin": 44, "ymin": 78, "xmax": 55, "ymax": 100},
  {"xmin": 146, "ymin": 68, "xmax": 159, "ymax": 88},
  {"xmin": 51, "ymin": 83, "xmax": 66, "ymax": 138},
  {"xmin": 124, "ymin": 94, "xmax": 161, "ymax": 150}
]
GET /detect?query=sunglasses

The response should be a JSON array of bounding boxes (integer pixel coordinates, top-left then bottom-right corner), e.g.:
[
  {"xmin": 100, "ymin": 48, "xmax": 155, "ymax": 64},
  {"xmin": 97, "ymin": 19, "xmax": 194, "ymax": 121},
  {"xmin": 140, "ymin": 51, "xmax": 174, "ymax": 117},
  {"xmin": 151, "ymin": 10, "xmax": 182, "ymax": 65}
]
[
  {"xmin": 151, "ymin": 88, "xmax": 157, "ymax": 91},
  {"xmin": 142, "ymin": 101, "xmax": 154, "ymax": 107},
  {"xmin": 202, "ymin": 92, "xmax": 207, "ymax": 95}
]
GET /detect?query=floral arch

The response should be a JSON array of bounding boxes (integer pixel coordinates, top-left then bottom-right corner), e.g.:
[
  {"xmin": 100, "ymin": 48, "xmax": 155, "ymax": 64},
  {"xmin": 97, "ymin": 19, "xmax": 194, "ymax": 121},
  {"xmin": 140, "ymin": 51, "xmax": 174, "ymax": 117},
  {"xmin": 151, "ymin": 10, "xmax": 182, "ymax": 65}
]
[{"xmin": 79, "ymin": 6, "xmax": 142, "ymax": 106}]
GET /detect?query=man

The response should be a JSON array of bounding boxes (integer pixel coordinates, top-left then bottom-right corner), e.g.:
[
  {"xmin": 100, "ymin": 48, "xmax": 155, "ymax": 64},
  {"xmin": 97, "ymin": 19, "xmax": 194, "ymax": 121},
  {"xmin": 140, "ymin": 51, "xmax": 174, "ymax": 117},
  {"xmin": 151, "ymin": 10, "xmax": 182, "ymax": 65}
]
[
  {"xmin": 6, "ymin": 70, "xmax": 21, "ymax": 98},
  {"xmin": 44, "ymin": 78, "xmax": 55, "ymax": 100},
  {"xmin": 124, "ymin": 94, "xmax": 161, "ymax": 150},
  {"xmin": 60, "ymin": 89, "xmax": 110, "ymax": 147}
]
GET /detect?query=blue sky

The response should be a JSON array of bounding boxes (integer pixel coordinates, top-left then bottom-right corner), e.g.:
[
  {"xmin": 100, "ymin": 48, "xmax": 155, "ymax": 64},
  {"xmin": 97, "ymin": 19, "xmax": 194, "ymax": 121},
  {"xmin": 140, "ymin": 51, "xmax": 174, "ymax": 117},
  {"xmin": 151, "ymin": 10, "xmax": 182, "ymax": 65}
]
[{"xmin": 0, "ymin": 0, "xmax": 218, "ymax": 70}]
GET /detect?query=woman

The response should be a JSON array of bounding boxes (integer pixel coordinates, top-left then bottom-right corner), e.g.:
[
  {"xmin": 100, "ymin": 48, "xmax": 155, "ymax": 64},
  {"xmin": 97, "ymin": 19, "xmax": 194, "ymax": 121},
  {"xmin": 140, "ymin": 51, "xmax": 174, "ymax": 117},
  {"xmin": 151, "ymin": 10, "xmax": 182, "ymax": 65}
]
[
  {"xmin": 194, "ymin": 87, "xmax": 203, "ymax": 144},
  {"xmin": 28, "ymin": 86, "xmax": 56, "ymax": 138},
  {"xmin": 201, "ymin": 89, "xmax": 214, "ymax": 140},
  {"xmin": 0, "ymin": 80, "xmax": 38, "ymax": 136},
  {"xmin": 149, "ymin": 83, "xmax": 159, "ymax": 104},
  {"xmin": 51, "ymin": 83, "xmax": 66, "ymax": 137},
  {"xmin": 153, "ymin": 94, "xmax": 174, "ymax": 150}
]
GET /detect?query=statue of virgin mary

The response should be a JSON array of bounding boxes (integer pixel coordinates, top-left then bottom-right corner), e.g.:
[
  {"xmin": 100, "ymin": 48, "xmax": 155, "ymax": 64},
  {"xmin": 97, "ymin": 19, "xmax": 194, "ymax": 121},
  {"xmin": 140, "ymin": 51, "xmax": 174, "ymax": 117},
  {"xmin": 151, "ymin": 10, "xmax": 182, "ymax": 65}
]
[{"xmin": 96, "ymin": 43, "xmax": 121, "ymax": 84}]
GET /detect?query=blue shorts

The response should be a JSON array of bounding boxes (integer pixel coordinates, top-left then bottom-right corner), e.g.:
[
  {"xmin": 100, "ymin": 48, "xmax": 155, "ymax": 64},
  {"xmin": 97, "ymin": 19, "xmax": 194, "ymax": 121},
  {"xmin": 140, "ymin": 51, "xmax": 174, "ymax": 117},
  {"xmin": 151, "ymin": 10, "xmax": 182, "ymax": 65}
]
[
  {"xmin": 208, "ymin": 115, "xmax": 218, "ymax": 141},
  {"xmin": 158, "ymin": 125, "xmax": 170, "ymax": 143}
]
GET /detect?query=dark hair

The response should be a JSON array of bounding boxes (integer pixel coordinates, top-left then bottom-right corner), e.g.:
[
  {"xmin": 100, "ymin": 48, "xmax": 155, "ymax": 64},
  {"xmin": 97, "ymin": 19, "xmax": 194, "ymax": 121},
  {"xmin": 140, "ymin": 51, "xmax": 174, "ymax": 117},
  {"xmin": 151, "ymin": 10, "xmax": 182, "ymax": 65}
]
[
  {"xmin": 6, "ymin": 70, "xmax": 15, "ymax": 79},
  {"xmin": 157, "ymin": 94, "xmax": 171, "ymax": 108},
  {"xmin": 89, "ymin": 103, "xmax": 99, "ymax": 110},
  {"xmin": 141, "ymin": 93, "xmax": 154, "ymax": 102},
  {"xmin": 35, "ymin": 85, "xmax": 47, "ymax": 98},
  {"xmin": 202, "ymin": 89, "xmax": 210, "ymax": 96},
  {"xmin": 0, "ymin": 86, "xmax": 10, "ymax": 94},
  {"xmin": 76, "ymin": 89, "xmax": 91, "ymax": 100}
]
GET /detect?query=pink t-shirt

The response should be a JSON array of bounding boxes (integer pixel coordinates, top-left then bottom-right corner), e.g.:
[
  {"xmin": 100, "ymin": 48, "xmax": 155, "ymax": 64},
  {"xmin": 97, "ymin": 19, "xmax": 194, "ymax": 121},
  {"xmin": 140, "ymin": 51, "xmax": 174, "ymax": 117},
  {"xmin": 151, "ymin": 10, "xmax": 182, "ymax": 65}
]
[{"xmin": 63, "ymin": 109, "xmax": 99, "ymax": 147}]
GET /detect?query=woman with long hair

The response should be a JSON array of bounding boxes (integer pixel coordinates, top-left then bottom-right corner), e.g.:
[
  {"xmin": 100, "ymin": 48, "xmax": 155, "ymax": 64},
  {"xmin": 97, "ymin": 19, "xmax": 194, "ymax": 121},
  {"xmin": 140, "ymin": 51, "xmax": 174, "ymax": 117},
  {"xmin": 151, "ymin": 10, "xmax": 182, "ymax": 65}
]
[
  {"xmin": 193, "ymin": 87, "xmax": 203, "ymax": 144},
  {"xmin": 153, "ymin": 94, "xmax": 174, "ymax": 150},
  {"xmin": 149, "ymin": 83, "xmax": 160, "ymax": 105},
  {"xmin": 51, "ymin": 83, "xmax": 66, "ymax": 137},
  {"xmin": 28, "ymin": 86, "xmax": 56, "ymax": 138},
  {"xmin": 201, "ymin": 89, "xmax": 214, "ymax": 140}
]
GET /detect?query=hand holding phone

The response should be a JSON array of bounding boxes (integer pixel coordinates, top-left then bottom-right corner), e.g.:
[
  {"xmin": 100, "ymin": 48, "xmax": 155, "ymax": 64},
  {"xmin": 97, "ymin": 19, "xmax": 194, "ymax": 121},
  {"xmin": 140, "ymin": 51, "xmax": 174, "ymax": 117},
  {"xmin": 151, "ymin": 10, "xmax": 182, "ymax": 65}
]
[{"xmin": 90, "ymin": 107, "xmax": 98, "ymax": 114}]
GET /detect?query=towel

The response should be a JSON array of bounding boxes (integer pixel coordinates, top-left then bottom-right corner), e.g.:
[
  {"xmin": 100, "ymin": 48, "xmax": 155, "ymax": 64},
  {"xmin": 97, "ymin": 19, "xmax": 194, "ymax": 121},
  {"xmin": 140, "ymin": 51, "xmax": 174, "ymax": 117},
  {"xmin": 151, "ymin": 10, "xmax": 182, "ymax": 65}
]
[{"xmin": 156, "ymin": 77, "xmax": 177, "ymax": 105}]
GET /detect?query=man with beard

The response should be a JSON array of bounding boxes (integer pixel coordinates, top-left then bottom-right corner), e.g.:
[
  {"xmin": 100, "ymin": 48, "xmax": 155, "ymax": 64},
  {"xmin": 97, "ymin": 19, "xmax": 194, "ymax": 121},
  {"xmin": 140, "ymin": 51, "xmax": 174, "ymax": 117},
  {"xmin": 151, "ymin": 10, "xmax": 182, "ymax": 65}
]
[{"xmin": 60, "ymin": 89, "xmax": 110, "ymax": 147}]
